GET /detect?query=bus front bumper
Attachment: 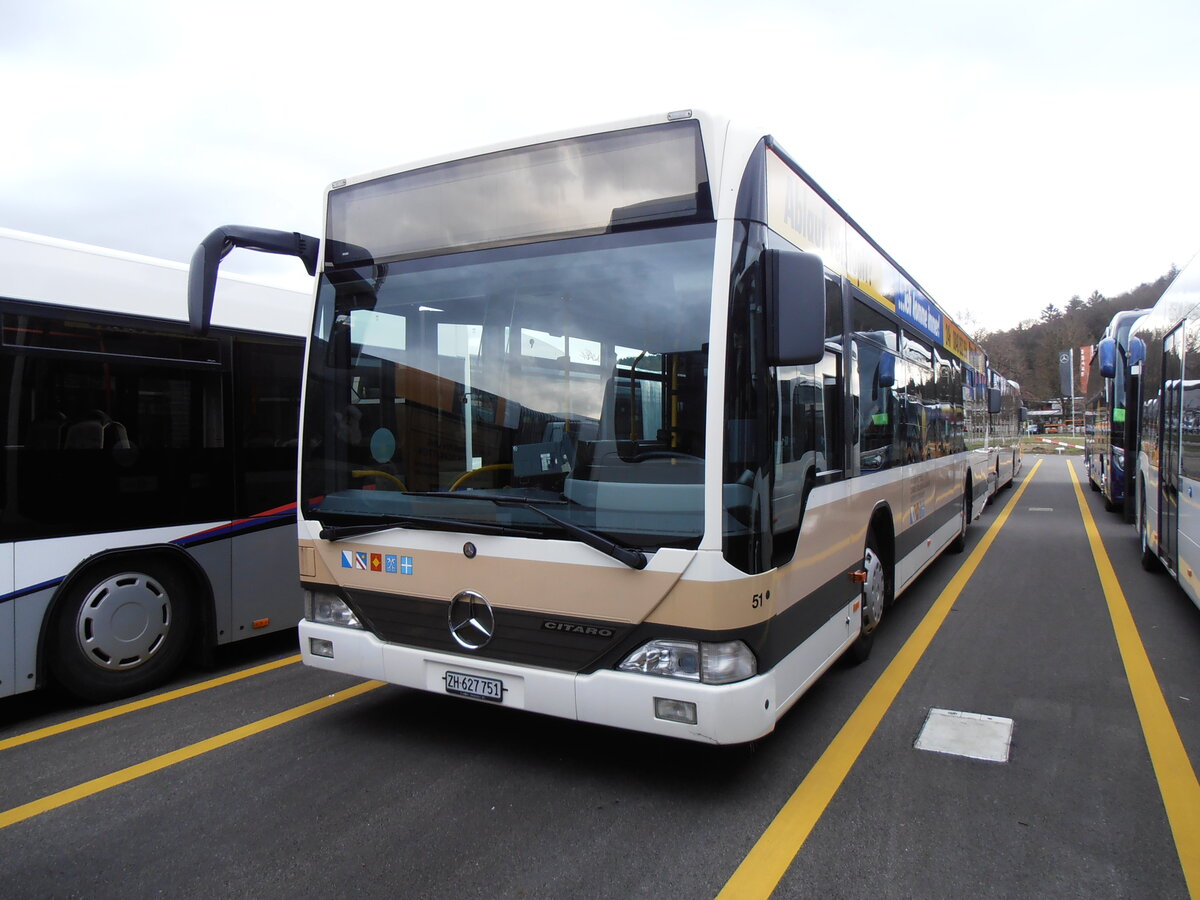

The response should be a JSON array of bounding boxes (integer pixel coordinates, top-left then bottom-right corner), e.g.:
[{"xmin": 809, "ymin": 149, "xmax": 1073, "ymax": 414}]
[{"xmin": 298, "ymin": 620, "xmax": 783, "ymax": 744}]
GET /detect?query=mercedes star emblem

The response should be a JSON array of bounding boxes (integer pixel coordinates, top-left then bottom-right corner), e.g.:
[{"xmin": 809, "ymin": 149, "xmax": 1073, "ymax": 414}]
[{"xmin": 447, "ymin": 590, "xmax": 495, "ymax": 650}]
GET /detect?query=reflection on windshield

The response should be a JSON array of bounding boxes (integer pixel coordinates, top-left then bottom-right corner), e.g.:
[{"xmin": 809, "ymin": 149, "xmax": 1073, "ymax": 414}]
[{"xmin": 303, "ymin": 224, "xmax": 715, "ymax": 550}]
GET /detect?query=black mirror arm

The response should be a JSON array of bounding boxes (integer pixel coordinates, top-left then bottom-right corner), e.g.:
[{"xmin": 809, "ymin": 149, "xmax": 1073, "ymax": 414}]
[{"xmin": 188, "ymin": 226, "xmax": 320, "ymax": 334}]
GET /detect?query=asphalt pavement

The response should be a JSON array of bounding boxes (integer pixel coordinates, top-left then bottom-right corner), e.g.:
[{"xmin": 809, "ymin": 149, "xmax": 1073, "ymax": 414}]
[{"xmin": 1, "ymin": 455, "xmax": 1196, "ymax": 898}]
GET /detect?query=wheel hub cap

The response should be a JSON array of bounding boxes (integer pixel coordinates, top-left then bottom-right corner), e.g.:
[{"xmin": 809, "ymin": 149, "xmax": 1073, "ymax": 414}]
[
  {"xmin": 76, "ymin": 573, "xmax": 171, "ymax": 670},
  {"xmin": 862, "ymin": 548, "xmax": 885, "ymax": 634}
]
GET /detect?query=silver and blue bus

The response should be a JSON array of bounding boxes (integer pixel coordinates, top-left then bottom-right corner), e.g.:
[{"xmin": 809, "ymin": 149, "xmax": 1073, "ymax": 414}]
[{"xmin": 0, "ymin": 229, "xmax": 308, "ymax": 701}]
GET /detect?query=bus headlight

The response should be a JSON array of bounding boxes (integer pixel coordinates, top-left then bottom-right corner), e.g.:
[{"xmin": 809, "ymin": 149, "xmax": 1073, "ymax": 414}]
[
  {"xmin": 701, "ymin": 640, "xmax": 758, "ymax": 684},
  {"xmin": 619, "ymin": 639, "xmax": 757, "ymax": 684},
  {"xmin": 304, "ymin": 589, "xmax": 363, "ymax": 629}
]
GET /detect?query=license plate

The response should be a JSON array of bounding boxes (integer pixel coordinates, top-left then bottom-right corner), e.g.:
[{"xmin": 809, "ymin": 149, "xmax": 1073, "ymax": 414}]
[{"xmin": 444, "ymin": 670, "xmax": 504, "ymax": 703}]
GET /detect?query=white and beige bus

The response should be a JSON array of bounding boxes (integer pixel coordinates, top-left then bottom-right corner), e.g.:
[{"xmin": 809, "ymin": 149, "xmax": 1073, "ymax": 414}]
[
  {"xmin": 190, "ymin": 110, "xmax": 990, "ymax": 743},
  {"xmin": 985, "ymin": 370, "xmax": 1024, "ymax": 499}
]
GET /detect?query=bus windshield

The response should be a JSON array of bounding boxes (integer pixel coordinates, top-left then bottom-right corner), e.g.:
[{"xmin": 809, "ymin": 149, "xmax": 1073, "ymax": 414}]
[{"xmin": 302, "ymin": 223, "xmax": 715, "ymax": 551}]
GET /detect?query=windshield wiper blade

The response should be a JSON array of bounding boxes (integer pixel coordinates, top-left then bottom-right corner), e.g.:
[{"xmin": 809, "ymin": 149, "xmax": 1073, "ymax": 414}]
[
  {"xmin": 411, "ymin": 492, "xmax": 648, "ymax": 570},
  {"xmin": 519, "ymin": 503, "xmax": 648, "ymax": 570},
  {"xmin": 316, "ymin": 513, "xmax": 541, "ymax": 542}
]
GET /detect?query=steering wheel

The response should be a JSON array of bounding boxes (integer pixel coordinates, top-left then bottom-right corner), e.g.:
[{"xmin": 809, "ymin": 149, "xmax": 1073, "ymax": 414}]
[
  {"xmin": 351, "ymin": 469, "xmax": 407, "ymax": 491},
  {"xmin": 449, "ymin": 464, "xmax": 514, "ymax": 491}
]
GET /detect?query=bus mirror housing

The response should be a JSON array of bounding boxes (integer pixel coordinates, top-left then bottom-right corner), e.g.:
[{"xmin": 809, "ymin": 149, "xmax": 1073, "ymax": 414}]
[
  {"xmin": 879, "ymin": 352, "xmax": 896, "ymax": 389},
  {"xmin": 188, "ymin": 226, "xmax": 320, "ymax": 334},
  {"xmin": 1097, "ymin": 337, "xmax": 1117, "ymax": 379},
  {"xmin": 1019, "ymin": 406, "xmax": 1029, "ymax": 423},
  {"xmin": 987, "ymin": 387, "xmax": 1002, "ymax": 415},
  {"xmin": 1128, "ymin": 336, "xmax": 1146, "ymax": 368},
  {"xmin": 765, "ymin": 249, "xmax": 826, "ymax": 366}
]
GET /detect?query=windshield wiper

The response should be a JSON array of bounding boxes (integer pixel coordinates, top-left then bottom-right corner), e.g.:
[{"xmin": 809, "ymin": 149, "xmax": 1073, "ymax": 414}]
[
  {"xmin": 410, "ymin": 492, "xmax": 648, "ymax": 570},
  {"xmin": 316, "ymin": 513, "xmax": 542, "ymax": 542}
]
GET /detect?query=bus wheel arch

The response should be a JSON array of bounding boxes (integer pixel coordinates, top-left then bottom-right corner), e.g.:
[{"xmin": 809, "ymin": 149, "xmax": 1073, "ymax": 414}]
[{"xmin": 44, "ymin": 546, "xmax": 210, "ymax": 701}]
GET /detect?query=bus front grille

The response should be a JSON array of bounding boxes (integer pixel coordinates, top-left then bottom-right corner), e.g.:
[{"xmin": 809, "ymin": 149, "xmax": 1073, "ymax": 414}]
[{"xmin": 347, "ymin": 588, "xmax": 632, "ymax": 673}]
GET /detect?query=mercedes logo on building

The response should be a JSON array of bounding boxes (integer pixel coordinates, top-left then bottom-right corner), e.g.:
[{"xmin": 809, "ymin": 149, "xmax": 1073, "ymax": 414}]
[{"xmin": 447, "ymin": 590, "xmax": 495, "ymax": 650}]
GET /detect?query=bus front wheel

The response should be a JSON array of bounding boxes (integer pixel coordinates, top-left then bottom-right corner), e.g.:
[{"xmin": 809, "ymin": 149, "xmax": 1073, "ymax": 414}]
[
  {"xmin": 848, "ymin": 532, "xmax": 889, "ymax": 664},
  {"xmin": 49, "ymin": 558, "xmax": 195, "ymax": 702}
]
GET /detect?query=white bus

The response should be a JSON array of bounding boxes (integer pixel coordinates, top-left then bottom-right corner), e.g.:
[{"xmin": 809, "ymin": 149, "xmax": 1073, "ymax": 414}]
[
  {"xmin": 985, "ymin": 370, "xmax": 1024, "ymax": 498},
  {"xmin": 191, "ymin": 110, "xmax": 991, "ymax": 743},
  {"xmin": 0, "ymin": 228, "xmax": 308, "ymax": 701},
  {"xmin": 1129, "ymin": 252, "xmax": 1200, "ymax": 609}
]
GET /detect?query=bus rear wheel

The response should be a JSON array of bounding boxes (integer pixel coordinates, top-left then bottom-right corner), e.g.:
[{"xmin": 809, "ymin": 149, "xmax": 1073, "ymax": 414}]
[{"xmin": 49, "ymin": 558, "xmax": 195, "ymax": 702}]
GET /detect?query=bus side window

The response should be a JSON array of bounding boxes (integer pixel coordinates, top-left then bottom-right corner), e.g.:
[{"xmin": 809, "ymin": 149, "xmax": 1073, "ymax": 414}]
[
  {"xmin": 902, "ymin": 331, "xmax": 934, "ymax": 462},
  {"xmin": 851, "ymin": 299, "xmax": 898, "ymax": 473},
  {"xmin": 1182, "ymin": 318, "xmax": 1200, "ymax": 479}
]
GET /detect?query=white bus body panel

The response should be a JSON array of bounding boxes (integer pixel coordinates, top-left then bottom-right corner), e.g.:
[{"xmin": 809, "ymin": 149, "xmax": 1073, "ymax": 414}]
[
  {"xmin": 301, "ymin": 596, "xmax": 859, "ymax": 745},
  {"xmin": 0, "ymin": 227, "xmax": 310, "ymax": 338},
  {"xmin": 1175, "ymin": 475, "xmax": 1200, "ymax": 609}
]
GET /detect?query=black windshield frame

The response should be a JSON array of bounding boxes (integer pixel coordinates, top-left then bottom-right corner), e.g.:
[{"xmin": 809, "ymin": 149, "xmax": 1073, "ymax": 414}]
[{"xmin": 301, "ymin": 223, "xmax": 716, "ymax": 551}]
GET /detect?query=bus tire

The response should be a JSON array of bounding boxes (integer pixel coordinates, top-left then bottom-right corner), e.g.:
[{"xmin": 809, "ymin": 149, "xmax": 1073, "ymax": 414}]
[
  {"xmin": 1139, "ymin": 491, "xmax": 1160, "ymax": 574},
  {"xmin": 847, "ymin": 531, "xmax": 889, "ymax": 664},
  {"xmin": 949, "ymin": 479, "xmax": 970, "ymax": 554},
  {"xmin": 49, "ymin": 558, "xmax": 195, "ymax": 702}
]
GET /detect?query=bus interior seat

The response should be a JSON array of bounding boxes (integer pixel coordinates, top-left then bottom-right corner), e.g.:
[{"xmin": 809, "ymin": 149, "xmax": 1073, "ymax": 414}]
[{"xmin": 64, "ymin": 411, "xmax": 131, "ymax": 451}]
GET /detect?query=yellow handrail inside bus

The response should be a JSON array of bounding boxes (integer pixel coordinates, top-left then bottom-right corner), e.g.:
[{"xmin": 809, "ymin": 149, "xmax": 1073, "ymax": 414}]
[
  {"xmin": 449, "ymin": 464, "xmax": 513, "ymax": 491},
  {"xmin": 351, "ymin": 469, "xmax": 407, "ymax": 491}
]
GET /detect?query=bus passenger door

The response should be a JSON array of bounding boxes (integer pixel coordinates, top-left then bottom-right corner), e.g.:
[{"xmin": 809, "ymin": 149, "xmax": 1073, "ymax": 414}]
[{"xmin": 1159, "ymin": 324, "xmax": 1184, "ymax": 573}]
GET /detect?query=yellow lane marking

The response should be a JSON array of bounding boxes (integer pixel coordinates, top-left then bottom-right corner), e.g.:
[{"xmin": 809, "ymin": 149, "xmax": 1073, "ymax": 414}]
[
  {"xmin": 0, "ymin": 680, "xmax": 385, "ymax": 831},
  {"xmin": 0, "ymin": 655, "xmax": 303, "ymax": 753},
  {"xmin": 717, "ymin": 460, "xmax": 1042, "ymax": 900},
  {"xmin": 1067, "ymin": 462, "xmax": 1200, "ymax": 897}
]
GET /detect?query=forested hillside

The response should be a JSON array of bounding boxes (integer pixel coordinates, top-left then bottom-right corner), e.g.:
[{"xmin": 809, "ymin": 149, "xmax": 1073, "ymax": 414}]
[{"xmin": 975, "ymin": 269, "xmax": 1178, "ymax": 402}]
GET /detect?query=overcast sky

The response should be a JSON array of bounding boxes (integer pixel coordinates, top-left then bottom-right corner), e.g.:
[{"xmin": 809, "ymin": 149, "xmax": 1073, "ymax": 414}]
[{"xmin": 4, "ymin": 0, "xmax": 1198, "ymax": 333}]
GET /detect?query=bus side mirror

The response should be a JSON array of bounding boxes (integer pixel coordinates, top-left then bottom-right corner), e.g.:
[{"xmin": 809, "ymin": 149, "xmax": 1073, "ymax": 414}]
[
  {"xmin": 765, "ymin": 249, "xmax": 826, "ymax": 366},
  {"xmin": 1098, "ymin": 337, "xmax": 1116, "ymax": 378},
  {"xmin": 879, "ymin": 352, "xmax": 896, "ymax": 389},
  {"xmin": 1128, "ymin": 336, "xmax": 1146, "ymax": 368},
  {"xmin": 988, "ymin": 387, "xmax": 1002, "ymax": 414},
  {"xmin": 1019, "ymin": 406, "xmax": 1029, "ymax": 423}
]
